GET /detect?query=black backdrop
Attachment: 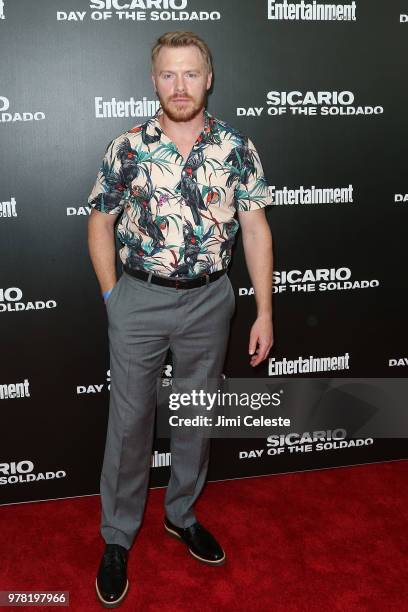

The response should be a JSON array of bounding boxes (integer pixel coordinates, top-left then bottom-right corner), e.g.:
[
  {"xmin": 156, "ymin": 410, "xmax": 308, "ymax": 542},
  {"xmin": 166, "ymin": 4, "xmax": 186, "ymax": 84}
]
[{"xmin": 1, "ymin": 0, "xmax": 407, "ymax": 504}]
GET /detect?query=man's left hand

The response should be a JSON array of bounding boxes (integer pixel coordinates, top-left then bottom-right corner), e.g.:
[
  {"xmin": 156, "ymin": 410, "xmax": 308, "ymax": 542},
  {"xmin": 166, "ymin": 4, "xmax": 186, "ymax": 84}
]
[{"xmin": 248, "ymin": 315, "xmax": 274, "ymax": 367}]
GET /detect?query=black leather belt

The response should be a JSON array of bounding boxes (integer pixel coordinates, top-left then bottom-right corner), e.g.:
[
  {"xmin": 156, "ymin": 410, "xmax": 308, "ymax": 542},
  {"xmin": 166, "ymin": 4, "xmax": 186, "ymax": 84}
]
[{"xmin": 123, "ymin": 264, "xmax": 226, "ymax": 289}]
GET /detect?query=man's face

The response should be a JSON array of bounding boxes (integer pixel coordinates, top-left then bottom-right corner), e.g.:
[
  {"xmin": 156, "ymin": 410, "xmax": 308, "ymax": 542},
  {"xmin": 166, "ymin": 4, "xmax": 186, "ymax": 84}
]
[{"xmin": 151, "ymin": 45, "xmax": 212, "ymax": 122}]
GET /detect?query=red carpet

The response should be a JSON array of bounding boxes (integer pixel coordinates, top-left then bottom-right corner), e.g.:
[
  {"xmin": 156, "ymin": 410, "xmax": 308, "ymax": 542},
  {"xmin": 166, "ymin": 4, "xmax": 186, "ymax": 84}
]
[{"xmin": 1, "ymin": 461, "xmax": 407, "ymax": 612}]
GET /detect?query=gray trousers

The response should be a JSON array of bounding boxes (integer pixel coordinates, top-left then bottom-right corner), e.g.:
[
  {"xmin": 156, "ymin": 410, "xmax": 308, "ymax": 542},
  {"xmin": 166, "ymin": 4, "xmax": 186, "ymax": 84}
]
[{"xmin": 100, "ymin": 270, "xmax": 235, "ymax": 550}]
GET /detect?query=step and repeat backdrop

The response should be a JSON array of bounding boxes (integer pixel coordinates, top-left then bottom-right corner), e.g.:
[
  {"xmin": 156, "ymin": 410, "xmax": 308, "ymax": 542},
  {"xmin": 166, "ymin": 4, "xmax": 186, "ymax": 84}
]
[{"xmin": 1, "ymin": 1, "xmax": 407, "ymax": 504}]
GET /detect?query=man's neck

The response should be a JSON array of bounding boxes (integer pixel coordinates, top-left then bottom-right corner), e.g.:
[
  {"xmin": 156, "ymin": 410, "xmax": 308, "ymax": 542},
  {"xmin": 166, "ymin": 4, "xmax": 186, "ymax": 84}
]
[{"xmin": 158, "ymin": 107, "xmax": 205, "ymax": 142}]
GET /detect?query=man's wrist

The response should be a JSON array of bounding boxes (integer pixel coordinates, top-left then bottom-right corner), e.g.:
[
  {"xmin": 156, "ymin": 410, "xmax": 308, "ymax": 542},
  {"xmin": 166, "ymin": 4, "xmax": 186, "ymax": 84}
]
[
  {"xmin": 102, "ymin": 288, "xmax": 113, "ymax": 302},
  {"xmin": 257, "ymin": 310, "xmax": 272, "ymax": 319}
]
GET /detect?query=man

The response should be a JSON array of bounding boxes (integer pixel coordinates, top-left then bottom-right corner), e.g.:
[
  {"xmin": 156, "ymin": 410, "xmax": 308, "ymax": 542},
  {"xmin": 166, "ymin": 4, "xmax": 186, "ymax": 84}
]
[{"xmin": 88, "ymin": 31, "xmax": 274, "ymax": 608}]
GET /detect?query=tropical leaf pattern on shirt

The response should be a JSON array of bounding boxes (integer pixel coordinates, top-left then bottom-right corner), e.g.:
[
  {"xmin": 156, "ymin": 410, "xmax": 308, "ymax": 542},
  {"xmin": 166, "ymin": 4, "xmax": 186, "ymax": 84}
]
[{"xmin": 88, "ymin": 106, "xmax": 272, "ymax": 278}]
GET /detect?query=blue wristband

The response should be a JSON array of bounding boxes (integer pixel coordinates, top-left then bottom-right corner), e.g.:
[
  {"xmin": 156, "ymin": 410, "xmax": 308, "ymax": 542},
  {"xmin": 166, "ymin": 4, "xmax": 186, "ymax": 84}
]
[{"xmin": 103, "ymin": 288, "xmax": 113, "ymax": 301}]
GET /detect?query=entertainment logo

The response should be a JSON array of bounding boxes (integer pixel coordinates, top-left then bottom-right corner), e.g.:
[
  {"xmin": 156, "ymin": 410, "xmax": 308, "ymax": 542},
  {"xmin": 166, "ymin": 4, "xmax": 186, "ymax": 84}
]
[
  {"xmin": 267, "ymin": 0, "xmax": 357, "ymax": 22},
  {"xmin": 94, "ymin": 96, "xmax": 159, "ymax": 119},
  {"xmin": 0, "ymin": 196, "xmax": 17, "ymax": 218},
  {"xmin": 270, "ymin": 184, "xmax": 354, "ymax": 206},
  {"xmin": 268, "ymin": 352, "xmax": 350, "ymax": 376},
  {"xmin": 0, "ymin": 379, "xmax": 30, "ymax": 400}
]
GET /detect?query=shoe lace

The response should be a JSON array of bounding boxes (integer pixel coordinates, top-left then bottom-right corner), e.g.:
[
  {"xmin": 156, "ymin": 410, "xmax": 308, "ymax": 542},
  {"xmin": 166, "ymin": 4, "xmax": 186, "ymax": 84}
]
[{"xmin": 103, "ymin": 546, "xmax": 127, "ymax": 573}]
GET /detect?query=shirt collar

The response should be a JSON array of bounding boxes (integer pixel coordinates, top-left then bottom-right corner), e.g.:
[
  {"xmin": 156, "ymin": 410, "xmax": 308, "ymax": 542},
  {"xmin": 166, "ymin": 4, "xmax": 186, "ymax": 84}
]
[{"xmin": 145, "ymin": 104, "xmax": 220, "ymax": 144}]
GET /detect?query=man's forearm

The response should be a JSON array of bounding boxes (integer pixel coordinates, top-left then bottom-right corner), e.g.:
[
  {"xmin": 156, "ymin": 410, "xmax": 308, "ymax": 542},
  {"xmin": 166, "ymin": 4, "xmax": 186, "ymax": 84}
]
[
  {"xmin": 242, "ymin": 223, "xmax": 273, "ymax": 317},
  {"xmin": 88, "ymin": 213, "xmax": 117, "ymax": 295}
]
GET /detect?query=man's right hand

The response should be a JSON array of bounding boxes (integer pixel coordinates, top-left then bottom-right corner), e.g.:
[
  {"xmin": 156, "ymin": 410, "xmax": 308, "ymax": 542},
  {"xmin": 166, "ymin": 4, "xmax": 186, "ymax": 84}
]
[{"xmin": 103, "ymin": 287, "xmax": 114, "ymax": 303}]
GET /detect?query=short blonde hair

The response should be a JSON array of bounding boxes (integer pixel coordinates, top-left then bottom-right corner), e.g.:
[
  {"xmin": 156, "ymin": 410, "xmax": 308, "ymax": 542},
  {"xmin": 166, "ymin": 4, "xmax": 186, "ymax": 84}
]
[{"xmin": 151, "ymin": 31, "xmax": 213, "ymax": 75}]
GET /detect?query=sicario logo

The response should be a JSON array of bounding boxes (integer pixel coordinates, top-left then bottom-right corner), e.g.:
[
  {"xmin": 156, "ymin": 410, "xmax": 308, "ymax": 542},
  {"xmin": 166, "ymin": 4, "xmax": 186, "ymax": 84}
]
[
  {"xmin": 0, "ymin": 460, "xmax": 67, "ymax": 485},
  {"xmin": 67, "ymin": 205, "xmax": 92, "ymax": 216},
  {"xmin": 266, "ymin": 429, "xmax": 373, "ymax": 454},
  {"xmin": 395, "ymin": 192, "xmax": 408, "ymax": 203},
  {"xmin": 389, "ymin": 357, "xmax": 408, "ymax": 368},
  {"xmin": 57, "ymin": 0, "xmax": 221, "ymax": 22},
  {"xmin": 0, "ymin": 287, "xmax": 57, "ymax": 313},
  {"xmin": 238, "ymin": 90, "xmax": 383, "ymax": 118},
  {"xmin": 160, "ymin": 363, "xmax": 225, "ymax": 388},
  {"xmin": 239, "ymin": 267, "xmax": 380, "ymax": 295},
  {"xmin": 0, "ymin": 96, "xmax": 45, "ymax": 124},
  {"xmin": 239, "ymin": 429, "xmax": 374, "ymax": 459},
  {"xmin": 161, "ymin": 363, "xmax": 173, "ymax": 387},
  {"xmin": 77, "ymin": 369, "xmax": 110, "ymax": 395}
]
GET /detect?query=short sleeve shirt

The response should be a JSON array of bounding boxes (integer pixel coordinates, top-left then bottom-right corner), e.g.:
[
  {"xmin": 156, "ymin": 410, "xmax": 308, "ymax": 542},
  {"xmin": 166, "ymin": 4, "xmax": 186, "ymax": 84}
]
[{"xmin": 87, "ymin": 105, "xmax": 272, "ymax": 278}]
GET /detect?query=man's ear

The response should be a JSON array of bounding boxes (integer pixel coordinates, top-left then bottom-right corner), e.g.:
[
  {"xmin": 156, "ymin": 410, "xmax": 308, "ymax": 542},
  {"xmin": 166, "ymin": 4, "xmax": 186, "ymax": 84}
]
[
  {"xmin": 151, "ymin": 73, "xmax": 157, "ymax": 93},
  {"xmin": 206, "ymin": 71, "xmax": 213, "ymax": 91}
]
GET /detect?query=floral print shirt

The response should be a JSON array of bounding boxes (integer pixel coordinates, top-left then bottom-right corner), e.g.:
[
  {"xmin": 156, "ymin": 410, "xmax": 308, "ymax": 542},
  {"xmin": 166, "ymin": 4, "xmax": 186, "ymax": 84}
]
[{"xmin": 88, "ymin": 105, "xmax": 272, "ymax": 278}]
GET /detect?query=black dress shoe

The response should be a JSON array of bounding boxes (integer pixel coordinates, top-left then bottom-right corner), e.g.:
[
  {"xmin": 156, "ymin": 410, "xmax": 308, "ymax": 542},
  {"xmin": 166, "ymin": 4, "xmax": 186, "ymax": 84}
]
[
  {"xmin": 95, "ymin": 544, "xmax": 129, "ymax": 608},
  {"xmin": 164, "ymin": 516, "xmax": 226, "ymax": 565}
]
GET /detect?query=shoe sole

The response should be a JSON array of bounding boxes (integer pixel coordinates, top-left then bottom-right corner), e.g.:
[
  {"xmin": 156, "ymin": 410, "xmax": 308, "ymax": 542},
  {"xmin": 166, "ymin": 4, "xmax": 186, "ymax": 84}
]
[
  {"xmin": 164, "ymin": 523, "xmax": 226, "ymax": 566},
  {"xmin": 95, "ymin": 577, "xmax": 129, "ymax": 608}
]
